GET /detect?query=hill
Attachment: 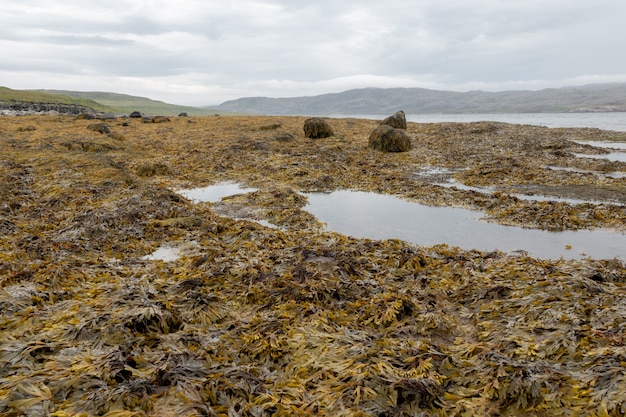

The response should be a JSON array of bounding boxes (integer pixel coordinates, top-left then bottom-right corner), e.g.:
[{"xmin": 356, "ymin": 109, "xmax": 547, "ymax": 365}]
[
  {"xmin": 215, "ymin": 83, "xmax": 626, "ymax": 115},
  {"xmin": 0, "ymin": 86, "xmax": 113, "ymax": 113},
  {"xmin": 37, "ymin": 90, "xmax": 224, "ymax": 116}
]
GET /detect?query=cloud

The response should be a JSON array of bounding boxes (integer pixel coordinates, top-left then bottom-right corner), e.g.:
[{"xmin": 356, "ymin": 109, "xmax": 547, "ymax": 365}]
[{"xmin": 1, "ymin": 0, "xmax": 626, "ymax": 105}]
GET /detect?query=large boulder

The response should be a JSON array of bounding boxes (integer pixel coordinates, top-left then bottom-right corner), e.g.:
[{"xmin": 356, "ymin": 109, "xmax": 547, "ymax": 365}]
[
  {"xmin": 368, "ymin": 124, "xmax": 412, "ymax": 152},
  {"xmin": 381, "ymin": 110, "xmax": 407, "ymax": 129},
  {"xmin": 303, "ymin": 118, "xmax": 334, "ymax": 139}
]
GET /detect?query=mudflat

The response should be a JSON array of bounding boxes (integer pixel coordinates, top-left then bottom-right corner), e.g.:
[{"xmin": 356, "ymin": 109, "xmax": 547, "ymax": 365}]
[{"xmin": 1, "ymin": 114, "xmax": 625, "ymax": 416}]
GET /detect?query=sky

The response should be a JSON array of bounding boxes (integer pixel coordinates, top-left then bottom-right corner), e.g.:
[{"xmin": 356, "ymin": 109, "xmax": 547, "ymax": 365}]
[{"xmin": 1, "ymin": 0, "xmax": 626, "ymax": 106}]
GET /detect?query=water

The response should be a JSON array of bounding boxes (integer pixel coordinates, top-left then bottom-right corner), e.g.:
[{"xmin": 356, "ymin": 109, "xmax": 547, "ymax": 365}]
[
  {"xmin": 353, "ymin": 113, "xmax": 626, "ymax": 132},
  {"xmin": 177, "ymin": 182, "xmax": 257, "ymax": 203},
  {"xmin": 143, "ymin": 245, "xmax": 182, "ymax": 262},
  {"xmin": 415, "ymin": 167, "xmax": 610, "ymax": 204},
  {"xmin": 304, "ymin": 190, "xmax": 626, "ymax": 260},
  {"xmin": 572, "ymin": 140, "xmax": 626, "ymax": 150},
  {"xmin": 546, "ymin": 165, "xmax": 626, "ymax": 179},
  {"xmin": 574, "ymin": 152, "xmax": 626, "ymax": 163}
]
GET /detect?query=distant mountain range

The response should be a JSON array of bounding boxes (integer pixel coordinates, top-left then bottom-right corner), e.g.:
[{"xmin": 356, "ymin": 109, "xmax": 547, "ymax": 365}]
[
  {"xmin": 214, "ymin": 83, "xmax": 626, "ymax": 115},
  {"xmin": 3, "ymin": 83, "xmax": 626, "ymax": 117}
]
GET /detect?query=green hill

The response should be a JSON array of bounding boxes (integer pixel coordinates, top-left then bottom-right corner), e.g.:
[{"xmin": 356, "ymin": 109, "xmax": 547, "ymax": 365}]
[
  {"xmin": 0, "ymin": 86, "xmax": 112, "ymax": 112},
  {"xmin": 37, "ymin": 90, "xmax": 223, "ymax": 116}
]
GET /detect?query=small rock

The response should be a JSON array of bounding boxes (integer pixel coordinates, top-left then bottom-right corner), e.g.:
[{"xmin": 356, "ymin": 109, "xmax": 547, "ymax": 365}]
[
  {"xmin": 368, "ymin": 124, "xmax": 412, "ymax": 152},
  {"xmin": 381, "ymin": 110, "xmax": 407, "ymax": 129},
  {"xmin": 129, "ymin": 111, "xmax": 142, "ymax": 118},
  {"xmin": 303, "ymin": 118, "xmax": 334, "ymax": 139},
  {"xmin": 275, "ymin": 133, "xmax": 295, "ymax": 142},
  {"xmin": 87, "ymin": 123, "xmax": 110, "ymax": 134},
  {"xmin": 178, "ymin": 112, "xmax": 188, "ymax": 117}
]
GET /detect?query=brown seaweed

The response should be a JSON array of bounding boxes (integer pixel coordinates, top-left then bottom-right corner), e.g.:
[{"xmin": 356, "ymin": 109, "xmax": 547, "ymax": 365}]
[{"xmin": 1, "ymin": 114, "xmax": 625, "ymax": 416}]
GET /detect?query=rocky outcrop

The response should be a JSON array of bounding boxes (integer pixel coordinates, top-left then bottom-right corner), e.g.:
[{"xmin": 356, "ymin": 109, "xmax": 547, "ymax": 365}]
[{"xmin": 0, "ymin": 101, "xmax": 96, "ymax": 115}]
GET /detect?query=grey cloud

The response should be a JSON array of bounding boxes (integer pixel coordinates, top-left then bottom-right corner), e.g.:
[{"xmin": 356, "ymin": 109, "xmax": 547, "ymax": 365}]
[{"xmin": 1, "ymin": 0, "xmax": 626, "ymax": 105}]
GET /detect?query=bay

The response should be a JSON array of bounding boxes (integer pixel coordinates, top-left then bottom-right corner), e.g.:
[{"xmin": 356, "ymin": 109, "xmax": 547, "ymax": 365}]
[{"xmin": 351, "ymin": 112, "xmax": 626, "ymax": 132}]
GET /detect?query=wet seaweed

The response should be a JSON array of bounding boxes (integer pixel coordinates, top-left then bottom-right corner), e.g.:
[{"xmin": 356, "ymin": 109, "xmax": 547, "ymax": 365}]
[{"xmin": 1, "ymin": 115, "xmax": 625, "ymax": 416}]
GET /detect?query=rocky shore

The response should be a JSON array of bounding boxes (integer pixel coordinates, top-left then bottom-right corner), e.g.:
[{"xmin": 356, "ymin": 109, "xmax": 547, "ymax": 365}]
[{"xmin": 1, "ymin": 114, "xmax": 625, "ymax": 416}]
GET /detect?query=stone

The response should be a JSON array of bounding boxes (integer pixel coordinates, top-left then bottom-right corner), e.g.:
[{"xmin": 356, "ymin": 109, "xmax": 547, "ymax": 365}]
[
  {"xmin": 87, "ymin": 123, "xmax": 110, "ymax": 134},
  {"xmin": 129, "ymin": 111, "xmax": 142, "ymax": 118},
  {"xmin": 178, "ymin": 112, "xmax": 188, "ymax": 117},
  {"xmin": 152, "ymin": 116, "xmax": 171, "ymax": 123},
  {"xmin": 368, "ymin": 124, "xmax": 412, "ymax": 152},
  {"xmin": 381, "ymin": 110, "xmax": 407, "ymax": 130},
  {"xmin": 303, "ymin": 118, "xmax": 334, "ymax": 139}
]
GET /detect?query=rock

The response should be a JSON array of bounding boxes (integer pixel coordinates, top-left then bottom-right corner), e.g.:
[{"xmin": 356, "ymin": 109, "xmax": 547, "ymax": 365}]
[
  {"xmin": 303, "ymin": 118, "xmax": 334, "ymax": 139},
  {"xmin": 178, "ymin": 112, "xmax": 188, "ymax": 117},
  {"xmin": 368, "ymin": 124, "xmax": 412, "ymax": 152},
  {"xmin": 275, "ymin": 133, "xmax": 295, "ymax": 142},
  {"xmin": 0, "ymin": 101, "xmax": 95, "ymax": 115},
  {"xmin": 152, "ymin": 116, "xmax": 171, "ymax": 123},
  {"xmin": 97, "ymin": 113, "xmax": 117, "ymax": 120},
  {"xmin": 87, "ymin": 123, "xmax": 110, "ymax": 134},
  {"xmin": 129, "ymin": 111, "xmax": 142, "ymax": 118},
  {"xmin": 77, "ymin": 113, "xmax": 97, "ymax": 120},
  {"xmin": 381, "ymin": 110, "xmax": 407, "ymax": 130}
]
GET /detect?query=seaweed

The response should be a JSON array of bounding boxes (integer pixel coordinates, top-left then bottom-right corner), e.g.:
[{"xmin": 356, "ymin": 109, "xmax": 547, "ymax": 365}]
[{"xmin": 0, "ymin": 114, "xmax": 625, "ymax": 416}]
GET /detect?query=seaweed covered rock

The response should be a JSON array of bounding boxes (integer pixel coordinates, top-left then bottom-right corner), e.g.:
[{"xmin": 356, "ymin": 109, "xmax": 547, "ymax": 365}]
[
  {"xmin": 303, "ymin": 117, "xmax": 334, "ymax": 139},
  {"xmin": 381, "ymin": 110, "xmax": 407, "ymax": 130},
  {"xmin": 87, "ymin": 123, "xmax": 110, "ymax": 134},
  {"xmin": 368, "ymin": 124, "xmax": 412, "ymax": 152}
]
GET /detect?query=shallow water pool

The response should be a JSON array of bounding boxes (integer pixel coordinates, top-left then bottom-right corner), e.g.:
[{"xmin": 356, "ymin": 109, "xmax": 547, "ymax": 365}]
[
  {"xmin": 572, "ymin": 140, "xmax": 626, "ymax": 151},
  {"xmin": 574, "ymin": 152, "xmax": 626, "ymax": 163},
  {"xmin": 177, "ymin": 182, "xmax": 257, "ymax": 203},
  {"xmin": 304, "ymin": 190, "xmax": 626, "ymax": 260}
]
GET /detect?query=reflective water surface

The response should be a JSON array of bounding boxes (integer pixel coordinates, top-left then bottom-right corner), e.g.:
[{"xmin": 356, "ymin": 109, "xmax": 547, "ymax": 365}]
[
  {"xmin": 176, "ymin": 183, "xmax": 626, "ymax": 260},
  {"xmin": 572, "ymin": 140, "xmax": 626, "ymax": 150},
  {"xmin": 177, "ymin": 182, "xmax": 257, "ymax": 203},
  {"xmin": 574, "ymin": 152, "xmax": 626, "ymax": 163},
  {"xmin": 143, "ymin": 245, "xmax": 182, "ymax": 262},
  {"xmin": 304, "ymin": 190, "xmax": 626, "ymax": 260}
]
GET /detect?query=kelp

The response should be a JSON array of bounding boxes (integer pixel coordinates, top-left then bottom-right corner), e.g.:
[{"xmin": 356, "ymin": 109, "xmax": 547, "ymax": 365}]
[{"xmin": 1, "ymin": 114, "xmax": 625, "ymax": 416}]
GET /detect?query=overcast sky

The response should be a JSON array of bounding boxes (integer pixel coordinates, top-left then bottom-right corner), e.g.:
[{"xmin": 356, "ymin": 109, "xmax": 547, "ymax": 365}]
[{"xmin": 2, "ymin": 0, "xmax": 626, "ymax": 106}]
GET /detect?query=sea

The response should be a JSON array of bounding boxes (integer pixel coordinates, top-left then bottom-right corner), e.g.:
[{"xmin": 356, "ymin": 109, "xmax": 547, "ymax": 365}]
[{"xmin": 349, "ymin": 112, "xmax": 626, "ymax": 132}]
